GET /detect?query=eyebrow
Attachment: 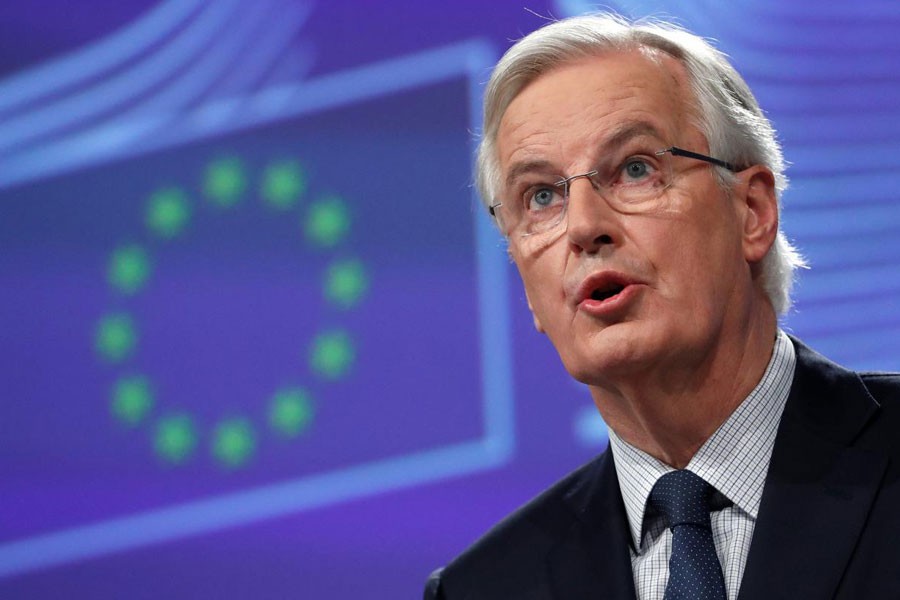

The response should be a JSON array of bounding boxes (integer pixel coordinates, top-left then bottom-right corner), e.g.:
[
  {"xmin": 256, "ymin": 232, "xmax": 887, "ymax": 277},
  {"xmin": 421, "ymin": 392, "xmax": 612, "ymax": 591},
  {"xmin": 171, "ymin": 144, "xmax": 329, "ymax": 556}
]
[
  {"xmin": 503, "ymin": 159, "xmax": 558, "ymax": 190},
  {"xmin": 502, "ymin": 120, "xmax": 667, "ymax": 189},
  {"xmin": 601, "ymin": 121, "xmax": 666, "ymax": 154}
]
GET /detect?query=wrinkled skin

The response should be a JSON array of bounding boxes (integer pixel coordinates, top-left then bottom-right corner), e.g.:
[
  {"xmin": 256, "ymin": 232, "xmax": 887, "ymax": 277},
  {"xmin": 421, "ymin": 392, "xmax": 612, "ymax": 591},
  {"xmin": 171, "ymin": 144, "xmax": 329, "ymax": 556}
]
[{"xmin": 497, "ymin": 50, "xmax": 779, "ymax": 466}]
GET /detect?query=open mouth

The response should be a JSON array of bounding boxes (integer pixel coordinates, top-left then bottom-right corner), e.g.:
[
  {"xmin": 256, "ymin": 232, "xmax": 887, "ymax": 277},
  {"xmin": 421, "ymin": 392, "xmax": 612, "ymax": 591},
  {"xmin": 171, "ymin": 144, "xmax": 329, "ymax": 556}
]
[{"xmin": 590, "ymin": 283, "xmax": 626, "ymax": 302}]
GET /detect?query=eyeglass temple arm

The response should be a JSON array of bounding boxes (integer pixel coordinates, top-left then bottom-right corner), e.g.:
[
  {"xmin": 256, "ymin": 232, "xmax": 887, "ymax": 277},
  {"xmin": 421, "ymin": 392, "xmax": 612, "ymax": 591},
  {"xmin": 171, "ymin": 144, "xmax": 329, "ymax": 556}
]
[{"xmin": 663, "ymin": 147, "xmax": 738, "ymax": 172}]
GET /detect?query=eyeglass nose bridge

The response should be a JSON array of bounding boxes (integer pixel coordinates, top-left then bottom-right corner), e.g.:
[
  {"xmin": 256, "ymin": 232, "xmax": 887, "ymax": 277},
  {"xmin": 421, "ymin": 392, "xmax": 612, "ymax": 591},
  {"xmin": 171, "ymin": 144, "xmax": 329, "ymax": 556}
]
[{"xmin": 557, "ymin": 169, "xmax": 600, "ymax": 198}]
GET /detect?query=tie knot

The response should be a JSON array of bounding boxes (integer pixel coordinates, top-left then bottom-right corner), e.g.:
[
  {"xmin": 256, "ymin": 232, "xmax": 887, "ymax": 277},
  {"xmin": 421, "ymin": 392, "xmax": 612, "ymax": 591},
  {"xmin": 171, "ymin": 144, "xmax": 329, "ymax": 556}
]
[{"xmin": 649, "ymin": 470, "xmax": 714, "ymax": 529}]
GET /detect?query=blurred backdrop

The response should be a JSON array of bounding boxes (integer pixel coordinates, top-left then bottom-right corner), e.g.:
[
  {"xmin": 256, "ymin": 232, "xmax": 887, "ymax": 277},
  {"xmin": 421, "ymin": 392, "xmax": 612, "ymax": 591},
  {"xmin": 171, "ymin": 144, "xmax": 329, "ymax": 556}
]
[{"xmin": 1, "ymin": 0, "xmax": 898, "ymax": 597}]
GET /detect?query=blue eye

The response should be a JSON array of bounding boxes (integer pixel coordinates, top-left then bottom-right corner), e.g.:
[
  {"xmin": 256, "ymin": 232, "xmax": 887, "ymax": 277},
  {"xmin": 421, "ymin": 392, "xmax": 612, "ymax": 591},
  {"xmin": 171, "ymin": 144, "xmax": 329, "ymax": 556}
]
[
  {"xmin": 623, "ymin": 159, "xmax": 651, "ymax": 180},
  {"xmin": 527, "ymin": 186, "xmax": 561, "ymax": 211}
]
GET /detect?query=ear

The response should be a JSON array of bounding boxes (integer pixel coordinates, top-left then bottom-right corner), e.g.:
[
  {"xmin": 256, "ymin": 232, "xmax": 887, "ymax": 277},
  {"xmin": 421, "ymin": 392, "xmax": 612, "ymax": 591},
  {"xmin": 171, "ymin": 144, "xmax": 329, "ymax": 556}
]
[
  {"xmin": 737, "ymin": 166, "xmax": 779, "ymax": 264},
  {"xmin": 524, "ymin": 288, "xmax": 545, "ymax": 334}
]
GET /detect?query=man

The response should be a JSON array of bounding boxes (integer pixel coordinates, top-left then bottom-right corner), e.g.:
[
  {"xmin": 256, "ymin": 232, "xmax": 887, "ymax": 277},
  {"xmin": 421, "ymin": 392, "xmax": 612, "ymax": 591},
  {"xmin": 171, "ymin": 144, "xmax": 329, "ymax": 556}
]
[{"xmin": 425, "ymin": 13, "xmax": 900, "ymax": 600}]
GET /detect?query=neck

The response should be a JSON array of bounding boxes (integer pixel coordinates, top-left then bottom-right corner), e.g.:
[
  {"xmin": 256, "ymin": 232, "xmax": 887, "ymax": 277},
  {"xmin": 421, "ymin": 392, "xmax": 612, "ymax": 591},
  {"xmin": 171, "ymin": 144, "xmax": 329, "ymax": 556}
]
[{"xmin": 590, "ymin": 297, "xmax": 778, "ymax": 469}]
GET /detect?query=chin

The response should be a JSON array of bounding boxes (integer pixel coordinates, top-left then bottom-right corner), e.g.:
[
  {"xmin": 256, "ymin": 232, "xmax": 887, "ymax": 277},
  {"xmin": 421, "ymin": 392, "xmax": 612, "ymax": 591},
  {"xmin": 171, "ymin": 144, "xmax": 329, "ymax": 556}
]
[
  {"xmin": 557, "ymin": 320, "xmax": 673, "ymax": 386},
  {"xmin": 560, "ymin": 333, "xmax": 646, "ymax": 386},
  {"xmin": 564, "ymin": 356, "xmax": 645, "ymax": 388}
]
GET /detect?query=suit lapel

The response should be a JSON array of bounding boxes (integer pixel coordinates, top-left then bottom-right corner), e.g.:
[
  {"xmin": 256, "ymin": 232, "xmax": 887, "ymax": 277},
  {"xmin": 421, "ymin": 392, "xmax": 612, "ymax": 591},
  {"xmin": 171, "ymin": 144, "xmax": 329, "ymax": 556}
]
[
  {"xmin": 546, "ymin": 450, "xmax": 636, "ymax": 599},
  {"xmin": 738, "ymin": 338, "xmax": 887, "ymax": 600}
]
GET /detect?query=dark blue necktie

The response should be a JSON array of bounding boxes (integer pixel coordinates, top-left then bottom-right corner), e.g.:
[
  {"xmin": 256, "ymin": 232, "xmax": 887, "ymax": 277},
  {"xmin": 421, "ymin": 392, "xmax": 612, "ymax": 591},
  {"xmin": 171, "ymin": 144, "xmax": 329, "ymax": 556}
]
[{"xmin": 649, "ymin": 470, "xmax": 727, "ymax": 600}]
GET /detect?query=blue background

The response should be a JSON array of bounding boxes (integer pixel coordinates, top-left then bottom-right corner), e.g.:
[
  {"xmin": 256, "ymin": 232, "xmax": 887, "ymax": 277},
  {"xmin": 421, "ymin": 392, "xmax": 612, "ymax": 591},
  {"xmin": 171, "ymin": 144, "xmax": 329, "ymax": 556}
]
[{"xmin": 0, "ymin": 1, "xmax": 898, "ymax": 598}]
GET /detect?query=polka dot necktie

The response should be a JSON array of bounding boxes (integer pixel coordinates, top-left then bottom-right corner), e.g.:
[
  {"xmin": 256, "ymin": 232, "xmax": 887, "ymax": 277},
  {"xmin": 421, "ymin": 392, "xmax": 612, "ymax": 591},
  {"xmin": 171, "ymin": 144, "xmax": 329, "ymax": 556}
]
[{"xmin": 649, "ymin": 470, "xmax": 727, "ymax": 600}]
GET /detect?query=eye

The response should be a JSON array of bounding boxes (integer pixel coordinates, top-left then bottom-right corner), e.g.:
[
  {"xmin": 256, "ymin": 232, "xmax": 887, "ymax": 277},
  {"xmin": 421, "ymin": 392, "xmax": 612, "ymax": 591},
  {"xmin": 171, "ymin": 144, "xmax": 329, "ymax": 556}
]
[
  {"xmin": 611, "ymin": 155, "xmax": 667, "ymax": 192},
  {"xmin": 525, "ymin": 186, "xmax": 563, "ymax": 211},
  {"xmin": 622, "ymin": 158, "xmax": 652, "ymax": 181}
]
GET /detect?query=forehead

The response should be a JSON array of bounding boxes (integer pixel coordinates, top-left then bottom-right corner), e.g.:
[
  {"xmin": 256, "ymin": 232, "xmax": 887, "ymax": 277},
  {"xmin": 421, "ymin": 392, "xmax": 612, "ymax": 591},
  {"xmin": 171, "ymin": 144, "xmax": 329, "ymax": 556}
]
[{"xmin": 497, "ymin": 49, "xmax": 696, "ymax": 174}]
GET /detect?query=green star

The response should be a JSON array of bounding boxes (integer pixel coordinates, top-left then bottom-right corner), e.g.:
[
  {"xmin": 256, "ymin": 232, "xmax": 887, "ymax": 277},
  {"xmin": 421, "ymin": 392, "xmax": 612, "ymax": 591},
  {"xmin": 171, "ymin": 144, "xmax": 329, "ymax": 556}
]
[
  {"xmin": 111, "ymin": 375, "xmax": 154, "ymax": 426},
  {"xmin": 154, "ymin": 414, "xmax": 197, "ymax": 464},
  {"xmin": 211, "ymin": 418, "xmax": 256, "ymax": 468},
  {"xmin": 108, "ymin": 244, "xmax": 152, "ymax": 295},
  {"xmin": 304, "ymin": 196, "xmax": 350, "ymax": 247},
  {"xmin": 262, "ymin": 160, "xmax": 306, "ymax": 210},
  {"xmin": 324, "ymin": 258, "xmax": 369, "ymax": 309},
  {"xmin": 95, "ymin": 313, "xmax": 138, "ymax": 363},
  {"xmin": 269, "ymin": 388, "xmax": 314, "ymax": 437},
  {"xmin": 147, "ymin": 187, "xmax": 191, "ymax": 239},
  {"xmin": 204, "ymin": 157, "xmax": 246, "ymax": 208},
  {"xmin": 309, "ymin": 330, "xmax": 355, "ymax": 380}
]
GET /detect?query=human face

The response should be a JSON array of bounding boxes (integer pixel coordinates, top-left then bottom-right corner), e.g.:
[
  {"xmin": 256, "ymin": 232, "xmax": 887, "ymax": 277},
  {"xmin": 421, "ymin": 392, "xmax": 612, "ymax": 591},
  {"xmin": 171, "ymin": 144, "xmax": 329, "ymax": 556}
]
[{"xmin": 496, "ymin": 51, "xmax": 757, "ymax": 387}]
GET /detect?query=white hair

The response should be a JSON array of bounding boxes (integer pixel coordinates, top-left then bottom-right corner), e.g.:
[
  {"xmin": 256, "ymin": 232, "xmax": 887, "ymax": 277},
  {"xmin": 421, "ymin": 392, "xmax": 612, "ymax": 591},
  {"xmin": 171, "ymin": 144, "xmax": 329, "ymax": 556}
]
[{"xmin": 476, "ymin": 13, "xmax": 806, "ymax": 315}]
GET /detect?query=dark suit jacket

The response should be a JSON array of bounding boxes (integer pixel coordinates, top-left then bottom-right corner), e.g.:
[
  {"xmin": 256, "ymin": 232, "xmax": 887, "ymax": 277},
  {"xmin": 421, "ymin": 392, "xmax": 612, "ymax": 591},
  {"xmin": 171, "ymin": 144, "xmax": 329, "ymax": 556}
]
[{"xmin": 425, "ymin": 338, "xmax": 900, "ymax": 599}]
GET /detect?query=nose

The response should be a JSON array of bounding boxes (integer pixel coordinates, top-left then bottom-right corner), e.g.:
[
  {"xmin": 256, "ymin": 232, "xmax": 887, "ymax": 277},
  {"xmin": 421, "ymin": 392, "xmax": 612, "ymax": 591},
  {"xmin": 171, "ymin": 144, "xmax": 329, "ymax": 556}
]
[{"xmin": 565, "ymin": 177, "xmax": 617, "ymax": 254}]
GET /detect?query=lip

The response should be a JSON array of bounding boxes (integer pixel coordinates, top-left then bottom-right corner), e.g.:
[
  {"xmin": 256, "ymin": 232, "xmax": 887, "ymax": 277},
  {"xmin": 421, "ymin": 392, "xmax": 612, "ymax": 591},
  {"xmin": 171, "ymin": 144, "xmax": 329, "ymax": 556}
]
[{"xmin": 573, "ymin": 271, "xmax": 644, "ymax": 316}]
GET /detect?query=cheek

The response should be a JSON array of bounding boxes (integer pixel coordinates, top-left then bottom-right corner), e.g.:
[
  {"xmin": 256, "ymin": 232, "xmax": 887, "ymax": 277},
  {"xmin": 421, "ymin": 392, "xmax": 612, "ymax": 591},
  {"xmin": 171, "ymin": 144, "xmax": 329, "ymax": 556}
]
[
  {"xmin": 514, "ymin": 251, "xmax": 568, "ymax": 326},
  {"xmin": 523, "ymin": 264, "xmax": 561, "ymax": 313},
  {"xmin": 661, "ymin": 226, "xmax": 743, "ymax": 313},
  {"xmin": 626, "ymin": 221, "xmax": 686, "ymax": 291},
  {"xmin": 637, "ymin": 215, "xmax": 733, "ymax": 307}
]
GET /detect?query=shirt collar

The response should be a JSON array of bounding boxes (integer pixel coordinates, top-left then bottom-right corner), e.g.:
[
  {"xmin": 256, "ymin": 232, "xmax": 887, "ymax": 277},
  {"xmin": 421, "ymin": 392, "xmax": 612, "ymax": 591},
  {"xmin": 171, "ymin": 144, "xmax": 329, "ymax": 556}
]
[{"xmin": 607, "ymin": 330, "xmax": 796, "ymax": 552}]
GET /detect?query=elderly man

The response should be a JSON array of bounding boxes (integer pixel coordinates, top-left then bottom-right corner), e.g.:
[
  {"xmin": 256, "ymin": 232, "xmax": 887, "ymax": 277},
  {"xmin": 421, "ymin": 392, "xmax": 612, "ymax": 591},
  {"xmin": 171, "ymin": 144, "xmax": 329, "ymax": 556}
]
[{"xmin": 425, "ymin": 13, "xmax": 900, "ymax": 600}]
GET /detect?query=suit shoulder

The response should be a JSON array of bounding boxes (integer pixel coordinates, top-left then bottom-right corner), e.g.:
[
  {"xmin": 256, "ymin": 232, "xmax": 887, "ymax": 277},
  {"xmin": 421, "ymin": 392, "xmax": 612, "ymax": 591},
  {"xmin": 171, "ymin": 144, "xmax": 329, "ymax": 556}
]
[
  {"xmin": 860, "ymin": 371, "xmax": 900, "ymax": 406},
  {"xmin": 849, "ymin": 371, "xmax": 900, "ymax": 456},
  {"xmin": 436, "ymin": 457, "xmax": 602, "ymax": 598},
  {"xmin": 860, "ymin": 371, "xmax": 900, "ymax": 385}
]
